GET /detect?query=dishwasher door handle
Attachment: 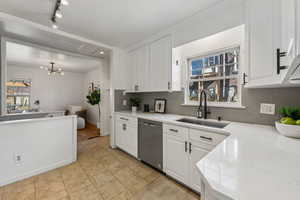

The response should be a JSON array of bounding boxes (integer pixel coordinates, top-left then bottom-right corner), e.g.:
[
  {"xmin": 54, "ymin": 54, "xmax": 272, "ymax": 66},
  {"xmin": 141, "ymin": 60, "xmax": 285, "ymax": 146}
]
[
  {"xmin": 149, "ymin": 123, "xmax": 156, "ymax": 127},
  {"xmin": 169, "ymin": 129, "xmax": 178, "ymax": 133}
]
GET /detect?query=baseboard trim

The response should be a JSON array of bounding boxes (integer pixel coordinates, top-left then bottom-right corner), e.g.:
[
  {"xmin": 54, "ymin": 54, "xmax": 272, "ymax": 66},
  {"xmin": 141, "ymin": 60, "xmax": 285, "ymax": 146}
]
[
  {"xmin": 101, "ymin": 131, "xmax": 110, "ymax": 136},
  {"xmin": 0, "ymin": 159, "xmax": 75, "ymax": 187}
]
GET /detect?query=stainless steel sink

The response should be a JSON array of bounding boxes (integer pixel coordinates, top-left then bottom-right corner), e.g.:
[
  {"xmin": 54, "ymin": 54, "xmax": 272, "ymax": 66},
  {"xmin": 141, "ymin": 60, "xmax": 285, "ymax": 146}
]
[{"xmin": 176, "ymin": 118, "xmax": 229, "ymax": 129}]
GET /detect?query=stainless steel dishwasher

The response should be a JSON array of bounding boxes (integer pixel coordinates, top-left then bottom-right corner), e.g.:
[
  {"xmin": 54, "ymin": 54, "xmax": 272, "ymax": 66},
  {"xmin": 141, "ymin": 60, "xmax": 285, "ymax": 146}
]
[{"xmin": 138, "ymin": 118, "xmax": 163, "ymax": 171}]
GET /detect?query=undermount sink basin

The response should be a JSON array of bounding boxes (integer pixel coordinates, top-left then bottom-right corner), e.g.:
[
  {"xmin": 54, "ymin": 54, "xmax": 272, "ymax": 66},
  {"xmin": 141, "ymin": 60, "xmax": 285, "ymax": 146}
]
[{"xmin": 176, "ymin": 118, "xmax": 229, "ymax": 129}]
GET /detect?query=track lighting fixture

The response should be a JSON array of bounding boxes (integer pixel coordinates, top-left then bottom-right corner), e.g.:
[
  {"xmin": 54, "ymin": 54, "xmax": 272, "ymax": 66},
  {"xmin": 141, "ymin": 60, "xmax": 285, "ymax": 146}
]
[{"xmin": 51, "ymin": 0, "xmax": 69, "ymax": 29}]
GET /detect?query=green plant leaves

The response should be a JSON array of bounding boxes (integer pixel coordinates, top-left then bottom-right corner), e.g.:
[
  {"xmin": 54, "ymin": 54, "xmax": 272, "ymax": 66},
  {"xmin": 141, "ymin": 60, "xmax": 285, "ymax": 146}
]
[
  {"xmin": 129, "ymin": 97, "xmax": 141, "ymax": 107},
  {"xmin": 279, "ymin": 107, "xmax": 300, "ymax": 120},
  {"xmin": 86, "ymin": 90, "xmax": 101, "ymax": 105}
]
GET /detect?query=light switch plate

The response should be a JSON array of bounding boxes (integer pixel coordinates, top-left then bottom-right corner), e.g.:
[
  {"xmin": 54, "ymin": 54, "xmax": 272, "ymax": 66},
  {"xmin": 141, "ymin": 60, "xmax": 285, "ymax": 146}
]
[
  {"xmin": 260, "ymin": 103, "xmax": 275, "ymax": 115},
  {"xmin": 123, "ymin": 100, "xmax": 127, "ymax": 106}
]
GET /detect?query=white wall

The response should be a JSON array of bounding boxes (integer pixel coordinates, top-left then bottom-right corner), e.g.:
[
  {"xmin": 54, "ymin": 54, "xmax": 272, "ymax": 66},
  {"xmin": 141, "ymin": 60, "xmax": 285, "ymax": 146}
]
[
  {"xmin": 83, "ymin": 58, "xmax": 110, "ymax": 136},
  {"xmin": 0, "ymin": 116, "xmax": 77, "ymax": 186},
  {"xmin": 7, "ymin": 66, "xmax": 85, "ymax": 111}
]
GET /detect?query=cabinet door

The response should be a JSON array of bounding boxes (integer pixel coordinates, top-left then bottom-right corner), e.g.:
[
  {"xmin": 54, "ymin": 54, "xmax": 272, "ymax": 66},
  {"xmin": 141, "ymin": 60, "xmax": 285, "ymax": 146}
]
[
  {"xmin": 165, "ymin": 134, "xmax": 189, "ymax": 184},
  {"xmin": 136, "ymin": 46, "xmax": 149, "ymax": 91},
  {"xmin": 247, "ymin": 0, "xmax": 281, "ymax": 86},
  {"xmin": 189, "ymin": 143, "xmax": 209, "ymax": 193},
  {"xmin": 123, "ymin": 125, "xmax": 138, "ymax": 158},
  {"xmin": 127, "ymin": 46, "xmax": 149, "ymax": 92},
  {"xmin": 115, "ymin": 122, "xmax": 125, "ymax": 149},
  {"xmin": 281, "ymin": 0, "xmax": 296, "ymax": 66},
  {"xmin": 149, "ymin": 36, "xmax": 172, "ymax": 91},
  {"xmin": 127, "ymin": 51, "xmax": 138, "ymax": 91},
  {"xmin": 246, "ymin": 0, "xmax": 297, "ymax": 87}
]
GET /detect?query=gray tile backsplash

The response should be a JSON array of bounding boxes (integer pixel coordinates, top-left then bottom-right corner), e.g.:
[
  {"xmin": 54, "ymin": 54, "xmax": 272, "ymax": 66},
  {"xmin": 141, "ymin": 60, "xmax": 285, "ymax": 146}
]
[{"xmin": 114, "ymin": 87, "xmax": 300, "ymax": 125}]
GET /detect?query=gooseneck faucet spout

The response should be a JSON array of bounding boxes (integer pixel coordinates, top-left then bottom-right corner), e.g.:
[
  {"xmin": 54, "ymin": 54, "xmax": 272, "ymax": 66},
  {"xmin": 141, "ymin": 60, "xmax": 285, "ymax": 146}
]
[{"xmin": 197, "ymin": 90, "xmax": 210, "ymax": 119}]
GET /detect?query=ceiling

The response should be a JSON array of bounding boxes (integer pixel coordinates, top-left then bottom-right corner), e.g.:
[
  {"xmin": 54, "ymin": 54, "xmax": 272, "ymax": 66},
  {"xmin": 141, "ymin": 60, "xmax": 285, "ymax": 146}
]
[
  {"xmin": 0, "ymin": 0, "xmax": 224, "ymax": 47},
  {"xmin": 0, "ymin": 13, "xmax": 112, "ymax": 59},
  {"xmin": 6, "ymin": 41, "xmax": 103, "ymax": 73}
]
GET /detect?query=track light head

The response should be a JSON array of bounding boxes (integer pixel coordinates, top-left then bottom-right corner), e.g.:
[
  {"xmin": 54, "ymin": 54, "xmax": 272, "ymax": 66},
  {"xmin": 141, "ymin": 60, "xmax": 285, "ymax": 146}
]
[
  {"xmin": 55, "ymin": 10, "xmax": 63, "ymax": 18},
  {"xmin": 52, "ymin": 23, "xmax": 58, "ymax": 29},
  {"xmin": 61, "ymin": 0, "xmax": 69, "ymax": 6}
]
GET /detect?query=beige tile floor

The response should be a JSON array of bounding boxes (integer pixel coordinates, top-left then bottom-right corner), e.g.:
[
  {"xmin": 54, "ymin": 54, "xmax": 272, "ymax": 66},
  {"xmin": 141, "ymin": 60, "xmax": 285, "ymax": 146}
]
[{"xmin": 0, "ymin": 136, "xmax": 200, "ymax": 200}]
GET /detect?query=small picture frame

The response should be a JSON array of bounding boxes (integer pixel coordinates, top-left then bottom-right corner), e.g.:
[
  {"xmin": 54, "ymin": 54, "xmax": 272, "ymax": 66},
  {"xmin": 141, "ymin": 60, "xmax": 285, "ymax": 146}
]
[{"xmin": 154, "ymin": 99, "xmax": 167, "ymax": 113}]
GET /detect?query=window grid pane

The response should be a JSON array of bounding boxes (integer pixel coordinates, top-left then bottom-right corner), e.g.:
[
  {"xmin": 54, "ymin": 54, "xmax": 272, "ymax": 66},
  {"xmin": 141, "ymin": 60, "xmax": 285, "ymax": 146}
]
[{"xmin": 187, "ymin": 47, "xmax": 240, "ymax": 104}]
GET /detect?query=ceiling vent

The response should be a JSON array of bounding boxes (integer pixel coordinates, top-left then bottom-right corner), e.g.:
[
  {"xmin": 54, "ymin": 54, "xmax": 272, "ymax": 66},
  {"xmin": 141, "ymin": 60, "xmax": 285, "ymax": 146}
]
[{"xmin": 77, "ymin": 44, "xmax": 105, "ymax": 58}]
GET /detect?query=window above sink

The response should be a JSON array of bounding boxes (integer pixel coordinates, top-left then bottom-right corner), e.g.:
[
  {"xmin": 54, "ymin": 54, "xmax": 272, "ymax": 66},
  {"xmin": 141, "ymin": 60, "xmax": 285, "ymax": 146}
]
[
  {"xmin": 173, "ymin": 25, "xmax": 245, "ymax": 109},
  {"xmin": 187, "ymin": 46, "xmax": 240, "ymax": 106}
]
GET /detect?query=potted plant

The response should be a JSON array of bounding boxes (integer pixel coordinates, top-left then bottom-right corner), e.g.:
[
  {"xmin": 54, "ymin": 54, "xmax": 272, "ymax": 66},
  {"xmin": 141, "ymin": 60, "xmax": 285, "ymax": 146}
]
[
  {"xmin": 86, "ymin": 89, "xmax": 101, "ymax": 129},
  {"xmin": 276, "ymin": 107, "xmax": 300, "ymax": 138},
  {"xmin": 129, "ymin": 97, "xmax": 141, "ymax": 113}
]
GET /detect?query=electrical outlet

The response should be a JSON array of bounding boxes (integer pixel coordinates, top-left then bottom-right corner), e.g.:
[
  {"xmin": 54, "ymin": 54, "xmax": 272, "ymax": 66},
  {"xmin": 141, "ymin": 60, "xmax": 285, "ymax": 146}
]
[
  {"xmin": 14, "ymin": 153, "xmax": 22, "ymax": 165},
  {"xmin": 123, "ymin": 100, "xmax": 127, "ymax": 106},
  {"xmin": 260, "ymin": 103, "xmax": 275, "ymax": 115}
]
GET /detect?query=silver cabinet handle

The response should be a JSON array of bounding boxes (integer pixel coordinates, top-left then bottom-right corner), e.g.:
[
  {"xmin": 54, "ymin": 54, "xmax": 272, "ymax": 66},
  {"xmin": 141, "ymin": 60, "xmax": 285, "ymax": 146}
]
[
  {"xmin": 120, "ymin": 117, "xmax": 129, "ymax": 121},
  {"xmin": 169, "ymin": 129, "xmax": 178, "ymax": 133},
  {"xmin": 122, "ymin": 124, "xmax": 126, "ymax": 131},
  {"xmin": 185, "ymin": 141, "xmax": 188, "ymax": 152},
  {"xmin": 189, "ymin": 142, "xmax": 192, "ymax": 154},
  {"xmin": 200, "ymin": 136, "xmax": 213, "ymax": 141},
  {"xmin": 168, "ymin": 82, "xmax": 171, "ymax": 90}
]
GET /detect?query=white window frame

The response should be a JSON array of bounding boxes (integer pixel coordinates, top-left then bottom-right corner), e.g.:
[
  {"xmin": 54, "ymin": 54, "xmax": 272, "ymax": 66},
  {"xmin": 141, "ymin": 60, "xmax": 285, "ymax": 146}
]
[{"xmin": 184, "ymin": 45, "xmax": 243, "ymax": 108}]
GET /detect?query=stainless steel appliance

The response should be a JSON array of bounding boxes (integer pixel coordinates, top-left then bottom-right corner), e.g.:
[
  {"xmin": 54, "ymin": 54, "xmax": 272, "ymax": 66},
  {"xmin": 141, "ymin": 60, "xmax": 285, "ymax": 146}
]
[{"xmin": 138, "ymin": 118, "xmax": 163, "ymax": 171}]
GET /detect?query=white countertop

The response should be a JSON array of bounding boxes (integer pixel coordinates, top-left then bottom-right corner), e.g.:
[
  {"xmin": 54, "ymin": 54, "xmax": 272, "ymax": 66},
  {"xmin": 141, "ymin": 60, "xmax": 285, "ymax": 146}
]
[
  {"xmin": 0, "ymin": 115, "xmax": 76, "ymax": 126},
  {"xmin": 115, "ymin": 111, "xmax": 231, "ymax": 136},
  {"xmin": 115, "ymin": 111, "xmax": 300, "ymax": 200},
  {"xmin": 4, "ymin": 110, "xmax": 65, "ymax": 116}
]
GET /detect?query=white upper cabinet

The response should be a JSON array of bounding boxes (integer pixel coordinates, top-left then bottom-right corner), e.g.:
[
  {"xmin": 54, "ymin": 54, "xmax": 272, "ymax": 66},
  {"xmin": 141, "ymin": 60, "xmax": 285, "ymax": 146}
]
[
  {"xmin": 127, "ymin": 46, "xmax": 149, "ymax": 92},
  {"xmin": 149, "ymin": 36, "xmax": 172, "ymax": 91},
  {"xmin": 136, "ymin": 46, "xmax": 149, "ymax": 91},
  {"xmin": 126, "ymin": 35, "xmax": 172, "ymax": 92},
  {"xmin": 246, "ymin": 0, "xmax": 297, "ymax": 88},
  {"xmin": 127, "ymin": 50, "xmax": 138, "ymax": 91}
]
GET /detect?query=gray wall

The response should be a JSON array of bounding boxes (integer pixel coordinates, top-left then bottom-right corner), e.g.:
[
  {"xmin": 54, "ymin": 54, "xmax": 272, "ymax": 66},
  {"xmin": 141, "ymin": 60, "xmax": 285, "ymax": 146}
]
[{"xmin": 115, "ymin": 87, "xmax": 300, "ymax": 125}]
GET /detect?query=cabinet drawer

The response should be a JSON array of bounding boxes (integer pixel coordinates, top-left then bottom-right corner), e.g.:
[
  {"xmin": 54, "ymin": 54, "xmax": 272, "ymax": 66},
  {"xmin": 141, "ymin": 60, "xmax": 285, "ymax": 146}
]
[
  {"xmin": 116, "ymin": 114, "xmax": 137, "ymax": 127},
  {"xmin": 189, "ymin": 129, "xmax": 226, "ymax": 147},
  {"xmin": 163, "ymin": 124, "xmax": 188, "ymax": 139}
]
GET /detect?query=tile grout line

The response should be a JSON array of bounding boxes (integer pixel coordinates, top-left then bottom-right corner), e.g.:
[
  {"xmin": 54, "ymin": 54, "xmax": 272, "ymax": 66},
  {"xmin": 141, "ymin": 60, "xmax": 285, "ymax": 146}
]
[
  {"xmin": 78, "ymin": 151, "xmax": 106, "ymax": 200},
  {"xmin": 59, "ymin": 167, "xmax": 72, "ymax": 200}
]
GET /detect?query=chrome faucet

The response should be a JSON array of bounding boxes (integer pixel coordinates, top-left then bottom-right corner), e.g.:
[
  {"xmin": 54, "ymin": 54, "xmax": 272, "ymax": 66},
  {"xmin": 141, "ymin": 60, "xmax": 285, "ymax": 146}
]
[{"xmin": 197, "ymin": 90, "xmax": 210, "ymax": 119}]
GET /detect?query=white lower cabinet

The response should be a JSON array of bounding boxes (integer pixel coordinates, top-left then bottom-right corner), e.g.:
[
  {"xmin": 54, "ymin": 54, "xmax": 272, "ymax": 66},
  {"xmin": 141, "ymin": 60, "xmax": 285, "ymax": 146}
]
[
  {"xmin": 164, "ymin": 132, "xmax": 189, "ymax": 184},
  {"xmin": 115, "ymin": 114, "xmax": 138, "ymax": 158},
  {"xmin": 114, "ymin": 114, "xmax": 227, "ymax": 198},
  {"xmin": 163, "ymin": 123, "xmax": 226, "ymax": 195},
  {"xmin": 189, "ymin": 143, "xmax": 209, "ymax": 193}
]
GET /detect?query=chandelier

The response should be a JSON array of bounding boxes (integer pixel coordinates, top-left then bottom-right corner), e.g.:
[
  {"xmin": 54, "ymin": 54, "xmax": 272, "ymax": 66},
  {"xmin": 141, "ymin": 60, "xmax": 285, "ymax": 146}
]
[{"xmin": 40, "ymin": 62, "xmax": 65, "ymax": 76}]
